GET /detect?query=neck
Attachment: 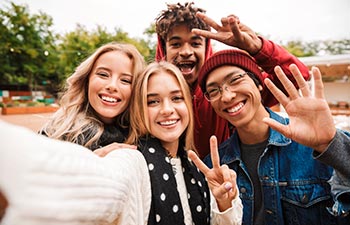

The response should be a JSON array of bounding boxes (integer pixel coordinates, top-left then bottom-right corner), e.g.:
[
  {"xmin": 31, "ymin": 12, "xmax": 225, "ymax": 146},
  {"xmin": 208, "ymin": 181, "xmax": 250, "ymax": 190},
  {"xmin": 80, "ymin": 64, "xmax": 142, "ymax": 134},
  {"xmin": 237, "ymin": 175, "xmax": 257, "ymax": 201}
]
[
  {"xmin": 161, "ymin": 141, "xmax": 178, "ymax": 158},
  {"xmin": 237, "ymin": 106, "xmax": 270, "ymax": 144}
]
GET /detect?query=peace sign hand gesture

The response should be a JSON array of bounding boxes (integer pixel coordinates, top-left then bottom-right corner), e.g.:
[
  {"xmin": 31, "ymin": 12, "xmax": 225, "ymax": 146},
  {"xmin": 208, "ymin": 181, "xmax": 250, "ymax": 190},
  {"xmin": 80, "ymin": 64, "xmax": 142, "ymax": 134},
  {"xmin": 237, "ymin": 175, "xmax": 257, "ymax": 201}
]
[
  {"xmin": 192, "ymin": 12, "xmax": 262, "ymax": 55},
  {"xmin": 188, "ymin": 136, "xmax": 238, "ymax": 212}
]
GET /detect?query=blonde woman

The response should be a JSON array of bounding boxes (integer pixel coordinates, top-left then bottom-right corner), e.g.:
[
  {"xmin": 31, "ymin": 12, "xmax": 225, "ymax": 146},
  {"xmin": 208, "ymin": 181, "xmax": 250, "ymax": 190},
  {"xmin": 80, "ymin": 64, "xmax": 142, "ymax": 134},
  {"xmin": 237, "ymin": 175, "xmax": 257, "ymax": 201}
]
[
  {"xmin": 126, "ymin": 61, "xmax": 242, "ymax": 225},
  {"xmin": 41, "ymin": 42, "xmax": 146, "ymax": 155}
]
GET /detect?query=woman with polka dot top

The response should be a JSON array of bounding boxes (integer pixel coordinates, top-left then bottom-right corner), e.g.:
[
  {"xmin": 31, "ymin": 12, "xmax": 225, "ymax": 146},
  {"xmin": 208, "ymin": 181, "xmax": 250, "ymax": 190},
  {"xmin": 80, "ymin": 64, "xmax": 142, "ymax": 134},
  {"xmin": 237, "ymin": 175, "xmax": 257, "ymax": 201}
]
[{"xmin": 126, "ymin": 61, "xmax": 243, "ymax": 225}]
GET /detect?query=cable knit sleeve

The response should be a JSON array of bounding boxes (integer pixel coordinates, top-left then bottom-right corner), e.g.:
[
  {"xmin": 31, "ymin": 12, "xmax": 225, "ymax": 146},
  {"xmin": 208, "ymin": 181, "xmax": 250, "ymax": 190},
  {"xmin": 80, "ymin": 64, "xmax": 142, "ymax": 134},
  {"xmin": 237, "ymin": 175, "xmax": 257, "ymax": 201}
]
[
  {"xmin": 210, "ymin": 187, "xmax": 243, "ymax": 225},
  {"xmin": 0, "ymin": 120, "xmax": 151, "ymax": 225}
]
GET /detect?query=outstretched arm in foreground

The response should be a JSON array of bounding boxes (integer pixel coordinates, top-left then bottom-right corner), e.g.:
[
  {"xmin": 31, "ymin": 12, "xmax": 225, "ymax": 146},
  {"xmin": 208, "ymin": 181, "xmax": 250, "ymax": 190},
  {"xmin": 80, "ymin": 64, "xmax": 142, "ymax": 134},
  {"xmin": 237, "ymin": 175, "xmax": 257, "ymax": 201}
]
[{"xmin": 0, "ymin": 121, "xmax": 150, "ymax": 225}]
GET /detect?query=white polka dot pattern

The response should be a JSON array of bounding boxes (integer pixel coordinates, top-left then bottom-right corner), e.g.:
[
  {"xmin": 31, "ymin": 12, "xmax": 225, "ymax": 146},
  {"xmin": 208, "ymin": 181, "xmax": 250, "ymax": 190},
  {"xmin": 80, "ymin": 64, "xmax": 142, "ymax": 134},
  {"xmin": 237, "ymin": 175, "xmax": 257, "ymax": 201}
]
[
  {"xmin": 160, "ymin": 193, "xmax": 166, "ymax": 201},
  {"xmin": 148, "ymin": 163, "xmax": 154, "ymax": 171},
  {"xmin": 163, "ymin": 173, "xmax": 169, "ymax": 181},
  {"xmin": 141, "ymin": 142, "xmax": 210, "ymax": 225},
  {"xmin": 173, "ymin": 204, "xmax": 179, "ymax": 213}
]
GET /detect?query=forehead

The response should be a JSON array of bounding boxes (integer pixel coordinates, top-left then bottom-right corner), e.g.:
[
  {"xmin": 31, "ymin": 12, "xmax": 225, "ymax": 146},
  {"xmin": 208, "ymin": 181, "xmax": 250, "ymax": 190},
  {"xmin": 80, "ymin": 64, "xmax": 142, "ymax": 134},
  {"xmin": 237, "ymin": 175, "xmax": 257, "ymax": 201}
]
[
  {"xmin": 95, "ymin": 51, "xmax": 129, "ymax": 64},
  {"xmin": 148, "ymin": 72, "xmax": 180, "ymax": 90},
  {"xmin": 167, "ymin": 24, "xmax": 204, "ymax": 41},
  {"xmin": 93, "ymin": 51, "xmax": 132, "ymax": 71}
]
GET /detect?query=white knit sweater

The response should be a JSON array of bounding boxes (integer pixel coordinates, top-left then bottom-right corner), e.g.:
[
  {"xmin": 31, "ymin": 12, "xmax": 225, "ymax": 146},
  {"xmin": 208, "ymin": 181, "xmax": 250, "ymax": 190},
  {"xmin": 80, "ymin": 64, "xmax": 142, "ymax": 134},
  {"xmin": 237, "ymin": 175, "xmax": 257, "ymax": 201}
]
[{"xmin": 0, "ymin": 120, "xmax": 151, "ymax": 225}]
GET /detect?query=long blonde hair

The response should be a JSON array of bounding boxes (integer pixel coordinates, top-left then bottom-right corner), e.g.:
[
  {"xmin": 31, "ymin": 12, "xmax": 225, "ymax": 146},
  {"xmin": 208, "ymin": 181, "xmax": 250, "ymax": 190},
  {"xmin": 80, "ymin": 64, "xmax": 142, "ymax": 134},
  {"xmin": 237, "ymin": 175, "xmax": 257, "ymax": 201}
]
[
  {"xmin": 126, "ymin": 61, "xmax": 197, "ymax": 152},
  {"xmin": 40, "ymin": 42, "xmax": 146, "ymax": 148}
]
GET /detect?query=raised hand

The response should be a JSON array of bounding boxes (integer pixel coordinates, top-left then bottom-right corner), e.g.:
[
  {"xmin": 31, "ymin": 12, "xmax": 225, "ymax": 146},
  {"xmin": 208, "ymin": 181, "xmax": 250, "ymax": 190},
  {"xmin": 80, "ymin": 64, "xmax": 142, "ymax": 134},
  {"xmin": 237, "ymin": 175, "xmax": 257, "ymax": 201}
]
[
  {"xmin": 192, "ymin": 12, "xmax": 262, "ymax": 54},
  {"xmin": 188, "ymin": 136, "xmax": 238, "ymax": 211},
  {"xmin": 263, "ymin": 64, "xmax": 336, "ymax": 153}
]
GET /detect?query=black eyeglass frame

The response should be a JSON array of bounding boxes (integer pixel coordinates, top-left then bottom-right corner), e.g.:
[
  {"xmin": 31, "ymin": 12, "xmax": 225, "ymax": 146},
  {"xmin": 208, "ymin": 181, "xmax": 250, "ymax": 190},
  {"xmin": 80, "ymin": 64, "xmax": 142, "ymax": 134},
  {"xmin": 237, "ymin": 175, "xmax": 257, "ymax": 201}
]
[{"xmin": 203, "ymin": 72, "xmax": 252, "ymax": 102}]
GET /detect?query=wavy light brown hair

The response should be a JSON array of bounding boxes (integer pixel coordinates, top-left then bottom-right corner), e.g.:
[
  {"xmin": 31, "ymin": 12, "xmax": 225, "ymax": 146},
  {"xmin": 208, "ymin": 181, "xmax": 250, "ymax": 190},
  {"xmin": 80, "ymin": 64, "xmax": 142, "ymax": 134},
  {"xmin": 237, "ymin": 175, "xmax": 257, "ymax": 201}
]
[
  {"xmin": 40, "ymin": 42, "xmax": 145, "ymax": 148},
  {"xmin": 126, "ymin": 61, "xmax": 197, "ymax": 152}
]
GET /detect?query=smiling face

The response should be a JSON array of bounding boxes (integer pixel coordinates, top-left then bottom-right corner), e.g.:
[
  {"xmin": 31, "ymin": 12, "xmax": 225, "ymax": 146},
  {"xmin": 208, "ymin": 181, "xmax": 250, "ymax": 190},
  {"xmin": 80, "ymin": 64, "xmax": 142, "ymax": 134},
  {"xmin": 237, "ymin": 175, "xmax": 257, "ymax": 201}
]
[
  {"xmin": 165, "ymin": 24, "xmax": 206, "ymax": 86},
  {"xmin": 88, "ymin": 51, "xmax": 133, "ymax": 124},
  {"xmin": 206, "ymin": 65, "xmax": 267, "ymax": 128},
  {"xmin": 147, "ymin": 72, "xmax": 190, "ymax": 152}
]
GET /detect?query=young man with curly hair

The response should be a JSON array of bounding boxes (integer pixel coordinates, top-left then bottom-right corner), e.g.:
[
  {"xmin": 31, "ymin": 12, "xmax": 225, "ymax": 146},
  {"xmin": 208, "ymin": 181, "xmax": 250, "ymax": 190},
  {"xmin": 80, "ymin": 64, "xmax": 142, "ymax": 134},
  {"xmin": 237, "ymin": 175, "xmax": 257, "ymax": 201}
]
[{"xmin": 155, "ymin": 2, "xmax": 310, "ymax": 158}]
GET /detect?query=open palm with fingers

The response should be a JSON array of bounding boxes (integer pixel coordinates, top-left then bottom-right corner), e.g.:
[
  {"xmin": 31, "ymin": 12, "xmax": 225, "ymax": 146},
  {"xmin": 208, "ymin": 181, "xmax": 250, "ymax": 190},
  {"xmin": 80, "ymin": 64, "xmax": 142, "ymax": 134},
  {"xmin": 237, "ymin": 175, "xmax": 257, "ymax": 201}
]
[{"xmin": 263, "ymin": 64, "xmax": 336, "ymax": 153}]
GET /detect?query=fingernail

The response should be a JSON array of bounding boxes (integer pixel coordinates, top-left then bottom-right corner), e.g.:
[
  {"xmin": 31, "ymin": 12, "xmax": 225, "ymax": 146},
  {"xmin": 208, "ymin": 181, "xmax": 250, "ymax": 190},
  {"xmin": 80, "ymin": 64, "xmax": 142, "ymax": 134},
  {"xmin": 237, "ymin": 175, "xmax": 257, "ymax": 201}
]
[{"xmin": 224, "ymin": 182, "xmax": 232, "ymax": 191}]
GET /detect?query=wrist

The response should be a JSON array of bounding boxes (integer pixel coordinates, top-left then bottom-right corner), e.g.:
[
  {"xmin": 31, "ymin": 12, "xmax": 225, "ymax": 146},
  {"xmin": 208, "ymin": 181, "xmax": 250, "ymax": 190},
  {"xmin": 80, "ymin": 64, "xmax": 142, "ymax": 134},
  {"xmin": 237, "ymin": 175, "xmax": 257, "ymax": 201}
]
[{"xmin": 247, "ymin": 36, "xmax": 262, "ymax": 55}]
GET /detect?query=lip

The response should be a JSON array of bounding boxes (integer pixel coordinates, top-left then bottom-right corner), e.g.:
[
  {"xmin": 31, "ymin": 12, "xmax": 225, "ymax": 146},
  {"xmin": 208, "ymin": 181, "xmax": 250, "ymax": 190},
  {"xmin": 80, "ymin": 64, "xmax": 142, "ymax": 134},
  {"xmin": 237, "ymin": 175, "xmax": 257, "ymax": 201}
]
[
  {"xmin": 99, "ymin": 94, "xmax": 121, "ymax": 105},
  {"xmin": 176, "ymin": 60, "xmax": 196, "ymax": 76},
  {"xmin": 224, "ymin": 101, "xmax": 245, "ymax": 115},
  {"xmin": 157, "ymin": 119, "xmax": 179, "ymax": 127}
]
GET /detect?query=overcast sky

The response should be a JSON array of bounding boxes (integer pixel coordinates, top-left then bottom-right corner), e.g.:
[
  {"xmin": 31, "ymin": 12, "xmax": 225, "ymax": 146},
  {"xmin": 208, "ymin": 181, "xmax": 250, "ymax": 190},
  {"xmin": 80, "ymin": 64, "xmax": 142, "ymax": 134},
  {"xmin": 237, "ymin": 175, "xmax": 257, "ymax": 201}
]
[{"xmin": 4, "ymin": 0, "xmax": 350, "ymax": 44}]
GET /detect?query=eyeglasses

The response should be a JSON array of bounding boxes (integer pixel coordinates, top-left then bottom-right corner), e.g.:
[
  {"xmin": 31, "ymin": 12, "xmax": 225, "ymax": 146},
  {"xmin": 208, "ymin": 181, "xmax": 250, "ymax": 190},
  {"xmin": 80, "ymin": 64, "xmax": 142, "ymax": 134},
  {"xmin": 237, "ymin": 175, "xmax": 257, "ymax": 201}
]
[{"xmin": 204, "ymin": 72, "xmax": 248, "ymax": 102}]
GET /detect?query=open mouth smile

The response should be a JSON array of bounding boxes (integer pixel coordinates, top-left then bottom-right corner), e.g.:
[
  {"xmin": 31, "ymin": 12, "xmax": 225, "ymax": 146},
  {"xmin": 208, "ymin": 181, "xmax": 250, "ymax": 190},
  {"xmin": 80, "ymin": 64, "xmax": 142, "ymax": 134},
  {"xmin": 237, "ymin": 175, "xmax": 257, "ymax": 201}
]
[{"xmin": 100, "ymin": 95, "xmax": 120, "ymax": 103}]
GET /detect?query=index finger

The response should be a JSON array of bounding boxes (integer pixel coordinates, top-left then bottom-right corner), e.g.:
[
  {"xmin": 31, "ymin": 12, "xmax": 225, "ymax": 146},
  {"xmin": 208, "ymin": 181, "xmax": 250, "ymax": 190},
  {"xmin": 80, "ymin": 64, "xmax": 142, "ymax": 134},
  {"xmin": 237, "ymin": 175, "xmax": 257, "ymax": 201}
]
[
  {"xmin": 209, "ymin": 136, "xmax": 221, "ymax": 169},
  {"xmin": 196, "ymin": 12, "xmax": 221, "ymax": 31},
  {"xmin": 274, "ymin": 65, "xmax": 301, "ymax": 100},
  {"xmin": 188, "ymin": 150, "xmax": 210, "ymax": 174}
]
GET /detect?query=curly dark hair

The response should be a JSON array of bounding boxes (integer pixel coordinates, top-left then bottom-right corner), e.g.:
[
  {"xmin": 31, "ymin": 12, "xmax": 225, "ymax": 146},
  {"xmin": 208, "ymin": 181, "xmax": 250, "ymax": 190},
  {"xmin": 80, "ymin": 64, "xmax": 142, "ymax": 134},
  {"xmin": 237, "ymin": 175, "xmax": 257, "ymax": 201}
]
[{"xmin": 155, "ymin": 2, "xmax": 210, "ymax": 41}]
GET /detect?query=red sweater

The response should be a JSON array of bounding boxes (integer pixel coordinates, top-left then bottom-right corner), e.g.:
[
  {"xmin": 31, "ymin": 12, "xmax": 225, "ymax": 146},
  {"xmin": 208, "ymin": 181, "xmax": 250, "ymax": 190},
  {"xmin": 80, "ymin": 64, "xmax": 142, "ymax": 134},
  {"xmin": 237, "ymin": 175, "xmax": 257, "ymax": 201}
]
[{"xmin": 156, "ymin": 36, "xmax": 310, "ymax": 158}]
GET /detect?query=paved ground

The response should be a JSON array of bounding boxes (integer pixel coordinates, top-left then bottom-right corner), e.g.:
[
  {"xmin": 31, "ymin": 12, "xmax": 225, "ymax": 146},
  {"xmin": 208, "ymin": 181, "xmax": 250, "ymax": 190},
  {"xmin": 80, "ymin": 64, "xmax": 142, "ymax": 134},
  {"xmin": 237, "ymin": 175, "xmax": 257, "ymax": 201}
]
[{"xmin": 0, "ymin": 109, "xmax": 53, "ymax": 132}]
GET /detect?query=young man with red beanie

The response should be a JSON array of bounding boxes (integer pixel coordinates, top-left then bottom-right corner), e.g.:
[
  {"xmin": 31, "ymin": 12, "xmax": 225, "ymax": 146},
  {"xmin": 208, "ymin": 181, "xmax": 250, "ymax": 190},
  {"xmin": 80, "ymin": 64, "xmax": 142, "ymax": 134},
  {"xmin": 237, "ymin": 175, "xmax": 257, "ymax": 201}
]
[
  {"xmin": 155, "ymin": 2, "xmax": 310, "ymax": 159},
  {"xmin": 197, "ymin": 48, "xmax": 350, "ymax": 225}
]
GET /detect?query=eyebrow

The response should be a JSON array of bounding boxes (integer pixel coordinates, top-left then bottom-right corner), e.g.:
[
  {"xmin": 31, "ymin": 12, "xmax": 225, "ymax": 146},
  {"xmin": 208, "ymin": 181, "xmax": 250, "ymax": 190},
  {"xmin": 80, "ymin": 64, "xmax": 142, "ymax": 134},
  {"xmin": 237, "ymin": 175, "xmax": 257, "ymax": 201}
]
[
  {"xmin": 147, "ymin": 89, "xmax": 182, "ymax": 97},
  {"xmin": 95, "ymin": 66, "xmax": 133, "ymax": 76},
  {"xmin": 168, "ymin": 35, "xmax": 204, "ymax": 42},
  {"xmin": 95, "ymin": 66, "xmax": 111, "ymax": 71}
]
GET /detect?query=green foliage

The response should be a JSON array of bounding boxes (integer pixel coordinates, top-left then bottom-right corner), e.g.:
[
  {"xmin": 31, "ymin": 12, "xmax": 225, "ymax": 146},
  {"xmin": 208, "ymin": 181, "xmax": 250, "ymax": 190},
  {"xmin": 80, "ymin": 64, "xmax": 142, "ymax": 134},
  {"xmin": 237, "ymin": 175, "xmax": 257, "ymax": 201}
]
[
  {"xmin": 0, "ymin": 2, "xmax": 59, "ymax": 93},
  {"xmin": 0, "ymin": 1, "xmax": 348, "ymax": 98},
  {"xmin": 281, "ymin": 39, "xmax": 350, "ymax": 57},
  {"xmin": 0, "ymin": 1, "xmax": 154, "ymax": 97}
]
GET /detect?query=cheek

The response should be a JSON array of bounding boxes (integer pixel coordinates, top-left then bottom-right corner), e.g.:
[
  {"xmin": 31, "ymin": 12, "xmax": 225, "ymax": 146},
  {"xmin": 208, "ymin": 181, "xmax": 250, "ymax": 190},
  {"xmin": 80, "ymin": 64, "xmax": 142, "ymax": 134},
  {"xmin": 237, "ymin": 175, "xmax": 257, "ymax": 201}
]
[
  {"xmin": 87, "ymin": 82, "xmax": 95, "ymax": 102},
  {"xmin": 182, "ymin": 106, "xmax": 190, "ymax": 126},
  {"xmin": 121, "ymin": 86, "xmax": 132, "ymax": 102},
  {"xmin": 147, "ymin": 108, "xmax": 156, "ymax": 131},
  {"xmin": 87, "ymin": 76, "xmax": 101, "ymax": 94},
  {"xmin": 195, "ymin": 48, "xmax": 206, "ymax": 62},
  {"xmin": 209, "ymin": 101, "xmax": 219, "ymax": 112},
  {"xmin": 165, "ymin": 49, "xmax": 176, "ymax": 61}
]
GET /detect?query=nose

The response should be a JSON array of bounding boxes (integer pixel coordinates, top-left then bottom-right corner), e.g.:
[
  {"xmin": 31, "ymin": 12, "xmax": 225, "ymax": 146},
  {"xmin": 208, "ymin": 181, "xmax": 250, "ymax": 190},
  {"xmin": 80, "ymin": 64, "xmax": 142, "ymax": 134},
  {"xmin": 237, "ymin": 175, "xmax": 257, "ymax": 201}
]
[
  {"xmin": 220, "ymin": 85, "xmax": 236, "ymax": 102},
  {"xmin": 179, "ymin": 43, "xmax": 193, "ymax": 57},
  {"xmin": 106, "ymin": 77, "xmax": 119, "ymax": 92},
  {"xmin": 160, "ymin": 99, "xmax": 175, "ymax": 115}
]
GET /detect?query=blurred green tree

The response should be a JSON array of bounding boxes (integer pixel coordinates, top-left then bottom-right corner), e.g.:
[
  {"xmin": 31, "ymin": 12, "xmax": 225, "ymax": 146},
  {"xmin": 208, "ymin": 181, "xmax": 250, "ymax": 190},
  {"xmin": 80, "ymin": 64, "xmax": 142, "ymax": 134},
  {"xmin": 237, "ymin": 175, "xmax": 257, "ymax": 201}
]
[{"xmin": 0, "ymin": 2, "xmax": 59, "ymax": 92}]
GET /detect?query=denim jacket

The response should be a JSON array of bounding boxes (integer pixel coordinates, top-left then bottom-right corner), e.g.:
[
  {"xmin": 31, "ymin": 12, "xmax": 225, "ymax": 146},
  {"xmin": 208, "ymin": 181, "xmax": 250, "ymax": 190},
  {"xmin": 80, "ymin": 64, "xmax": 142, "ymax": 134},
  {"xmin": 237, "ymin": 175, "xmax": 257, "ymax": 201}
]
[{"xmin": 205, "ymin": 108, "xmax": 349, "ymax": 225}]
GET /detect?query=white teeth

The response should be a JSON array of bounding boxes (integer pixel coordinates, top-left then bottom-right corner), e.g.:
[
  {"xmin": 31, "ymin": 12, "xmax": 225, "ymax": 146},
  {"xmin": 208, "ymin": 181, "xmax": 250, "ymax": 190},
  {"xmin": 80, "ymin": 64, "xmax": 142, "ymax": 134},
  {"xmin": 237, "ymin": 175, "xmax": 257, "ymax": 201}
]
[
  {"xmin": 101, "ymin": 95, "xmax": 117, "ymax": 103},
  {"xmin": 227, "ymin": 102, "xmax": 244, "ymax": 113},
  {"xmin": 159, "ymin": 120, "xmax": 177, "ymax": 126}
]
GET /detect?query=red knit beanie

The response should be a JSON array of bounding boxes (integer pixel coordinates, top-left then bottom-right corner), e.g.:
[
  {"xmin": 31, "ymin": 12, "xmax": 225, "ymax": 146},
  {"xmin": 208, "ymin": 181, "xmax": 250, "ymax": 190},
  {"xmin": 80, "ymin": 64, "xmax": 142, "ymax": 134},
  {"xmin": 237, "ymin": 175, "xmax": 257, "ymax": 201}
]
[{"xmin": 198, "ymin": 49, "xmax": 263, "ymax": 93}]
